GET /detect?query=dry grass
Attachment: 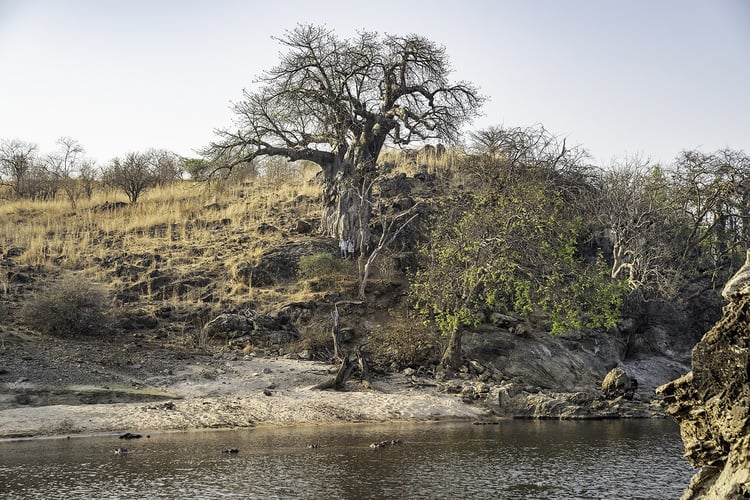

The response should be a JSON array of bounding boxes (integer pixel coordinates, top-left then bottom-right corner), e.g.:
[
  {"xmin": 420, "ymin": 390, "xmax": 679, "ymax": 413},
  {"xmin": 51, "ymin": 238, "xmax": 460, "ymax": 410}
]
[
  {"xmin": 1, "ymin": 171, "xmax": 318, "ymax": 260},
  {"xmin": 1, "ymin": 154, "xmax": 442, "ymax": 365},
  {"xmin": 0, "ymin": 154, "xmax": 437, "ymax": 309},
  {"xmin": 379, "ymin": 145, "xmax": 464, "ymax": 180}
]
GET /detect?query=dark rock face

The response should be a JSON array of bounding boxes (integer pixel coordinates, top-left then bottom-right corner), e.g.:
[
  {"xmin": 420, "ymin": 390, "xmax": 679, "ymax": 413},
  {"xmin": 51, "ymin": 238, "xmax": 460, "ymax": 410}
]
[
  {"xmin": 457, "ymin": 326, "xmax": 684, "ymax": 420},
  {"xmin": 658, "ymin": 297, "xmax": 750, "ymax": 499}
]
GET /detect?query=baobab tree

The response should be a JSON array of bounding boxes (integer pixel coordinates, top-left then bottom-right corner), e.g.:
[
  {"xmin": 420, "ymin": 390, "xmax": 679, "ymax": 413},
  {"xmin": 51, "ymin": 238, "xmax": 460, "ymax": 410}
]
[{"xmin": 206, "ymin": 24, "xmax": 483, "ymax": 249}]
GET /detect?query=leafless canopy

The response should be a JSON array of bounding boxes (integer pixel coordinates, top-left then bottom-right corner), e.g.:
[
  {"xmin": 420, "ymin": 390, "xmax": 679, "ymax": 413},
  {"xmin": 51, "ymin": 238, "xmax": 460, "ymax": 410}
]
[{"xmin": 206, "ymin": 24, "xmax": 484, "ymax": 177}]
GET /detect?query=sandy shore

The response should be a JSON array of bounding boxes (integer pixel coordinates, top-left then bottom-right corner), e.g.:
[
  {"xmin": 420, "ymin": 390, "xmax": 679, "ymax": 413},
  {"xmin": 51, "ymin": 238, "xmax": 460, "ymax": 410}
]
[{"xmin": 0, "ymin": 356, "xmax": 486, "ymax": 439}]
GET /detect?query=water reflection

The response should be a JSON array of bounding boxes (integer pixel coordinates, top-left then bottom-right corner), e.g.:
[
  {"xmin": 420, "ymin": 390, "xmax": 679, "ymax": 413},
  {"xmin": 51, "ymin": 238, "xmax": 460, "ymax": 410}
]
[{"xmin": 0, "ymin": 420, "xmax": 692, "ymax": 499}]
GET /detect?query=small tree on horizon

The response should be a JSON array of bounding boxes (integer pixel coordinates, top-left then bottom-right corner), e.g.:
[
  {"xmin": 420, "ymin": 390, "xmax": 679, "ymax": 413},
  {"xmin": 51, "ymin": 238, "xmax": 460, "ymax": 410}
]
[
  {"xmin": 0, "ymin": 138, "xmax": 38, "ymax": 198},
  {"xmin": 102, "ymin": 151, "xmax": 159, "ymax": 203}
]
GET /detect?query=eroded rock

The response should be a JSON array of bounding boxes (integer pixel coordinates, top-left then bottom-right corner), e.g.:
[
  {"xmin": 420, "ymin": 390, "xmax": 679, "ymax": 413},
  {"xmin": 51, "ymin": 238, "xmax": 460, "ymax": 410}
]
[
  {"xmin": 601, "ymin": 367, "xmax": 636, "ymax": 400},
  {"xmin": 657, "ymin": 296, "xmax": 750, "ymax": 499}
]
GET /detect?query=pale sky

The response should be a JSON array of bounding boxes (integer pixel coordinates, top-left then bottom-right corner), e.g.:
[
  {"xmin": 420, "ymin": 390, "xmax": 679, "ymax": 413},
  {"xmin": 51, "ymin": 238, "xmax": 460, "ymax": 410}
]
[{"xmin": 0, "ymin": 0, "xmax": 748, "ymax": 167}]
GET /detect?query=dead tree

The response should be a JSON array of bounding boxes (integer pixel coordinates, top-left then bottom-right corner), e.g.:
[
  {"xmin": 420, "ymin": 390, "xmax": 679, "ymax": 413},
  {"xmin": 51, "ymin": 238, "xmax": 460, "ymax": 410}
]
[{"xmin": 313, "ymin": 301, "xmax": 373, "ymax": 391}]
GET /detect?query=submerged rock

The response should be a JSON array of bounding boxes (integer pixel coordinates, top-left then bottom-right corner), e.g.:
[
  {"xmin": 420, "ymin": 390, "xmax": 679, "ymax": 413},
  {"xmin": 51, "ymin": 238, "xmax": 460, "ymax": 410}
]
[{"xmin": 657, "ymin": 296, "xmax": 750, "ymax": 499}]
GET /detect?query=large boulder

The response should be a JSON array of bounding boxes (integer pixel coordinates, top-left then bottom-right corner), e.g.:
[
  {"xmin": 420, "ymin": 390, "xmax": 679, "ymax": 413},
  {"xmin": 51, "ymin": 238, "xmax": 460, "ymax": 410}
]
[
  {"xmin": 657, "ymin": 296, "xmax": 750, "ymax": 499},
  {"xmin": 601, "ymin": 367, "xmax": 636, "ymax": 400},
  {"xmin": 203, "ymin": 313, "xmax": 253, "ymax": 338},
  {"xmin": 463, "ymin": 327, "xmax": 628, "ymax": 392}
]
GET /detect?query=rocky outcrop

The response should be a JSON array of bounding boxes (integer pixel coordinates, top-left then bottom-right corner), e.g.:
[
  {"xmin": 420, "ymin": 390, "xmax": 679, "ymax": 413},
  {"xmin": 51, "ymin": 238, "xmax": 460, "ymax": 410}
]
[
  {"xmin": 489, "ymin": 383, "xmax": 661, "ymax": 419},
  {"xmin": 463, "ymin": 327, "xmax": 687, "ymax": 396},
  {"xmin": 203, "ymin": 310, "xmax": 299, "ymax": 345},
  {"xmin": 657, "ymin": 296, "xmax": 750, "ymax": 499}
]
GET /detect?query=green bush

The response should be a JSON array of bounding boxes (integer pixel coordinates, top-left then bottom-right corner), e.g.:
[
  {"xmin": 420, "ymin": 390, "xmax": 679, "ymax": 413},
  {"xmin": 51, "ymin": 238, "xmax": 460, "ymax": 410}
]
[
  {"xmin": 298, "ymin": 252, "xmax": 345, "ymax": 279},
  {"xmin": 21, "ymin": 274, "xmax": 110, "ymax": 337}
]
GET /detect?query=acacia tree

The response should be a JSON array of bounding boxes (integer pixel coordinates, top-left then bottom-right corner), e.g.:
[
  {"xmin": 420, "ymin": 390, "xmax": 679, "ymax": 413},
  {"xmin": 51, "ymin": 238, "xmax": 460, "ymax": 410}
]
[
  {"xmin": 44, "ymin": 137, "xmax": 94, "ymax": 208},
  {"xmin": 206, "ymin": 24, "xmax": 483, "ymax": 249},
  {"xmin": 147, "ymin": 148, "xmax": 183, "ymax": 187}
]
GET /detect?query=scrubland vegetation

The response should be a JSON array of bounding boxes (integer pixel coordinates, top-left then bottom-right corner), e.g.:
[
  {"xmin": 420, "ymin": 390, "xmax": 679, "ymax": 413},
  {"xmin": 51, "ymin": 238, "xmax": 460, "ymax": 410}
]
[
  {"xmin": 1, "ymin": 132, "xmax": 748, "ymax": 371},
  {"xmin": 1, "ymin": 25, "xmax": 748, "ymax": 370}
]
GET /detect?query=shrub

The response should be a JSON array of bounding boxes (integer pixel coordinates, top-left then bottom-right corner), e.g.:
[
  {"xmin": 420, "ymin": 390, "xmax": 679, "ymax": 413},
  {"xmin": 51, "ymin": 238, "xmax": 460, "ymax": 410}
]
[
  {"xmin": 21, "ymin": 274, "xmax": 110, "ymax": 337},
  {"xmin": 369, "ymin": 322, "xmax": 440, "ymax": 369},
  {"xmin": 298, "ymin": 252, "xmax": 345, "ymax": 279}
]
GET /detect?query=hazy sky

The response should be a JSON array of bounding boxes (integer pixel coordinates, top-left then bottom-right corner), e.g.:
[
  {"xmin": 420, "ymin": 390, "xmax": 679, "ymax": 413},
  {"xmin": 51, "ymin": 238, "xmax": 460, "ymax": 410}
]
[{"xmin": 1, "ymin": 0, "xmax": 748, "ymax": 166}]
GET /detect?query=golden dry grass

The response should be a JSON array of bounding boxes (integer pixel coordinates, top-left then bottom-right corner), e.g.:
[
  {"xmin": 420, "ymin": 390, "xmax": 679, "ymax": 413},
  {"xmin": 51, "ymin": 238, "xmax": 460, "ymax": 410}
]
[
  {"xmin": 0, "ymin": 152, "xmax": 435, "ymax": 313},
  {"xmin": 0, "ymin": 170, "xmax": 320, "ymax": 293}
]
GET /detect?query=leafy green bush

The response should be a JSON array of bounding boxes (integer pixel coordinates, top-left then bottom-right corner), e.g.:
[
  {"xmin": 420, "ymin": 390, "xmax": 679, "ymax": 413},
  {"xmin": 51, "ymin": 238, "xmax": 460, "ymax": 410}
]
[{"xmin": 21, "ymin": 274, "xmax": 110, "ymax": 337}]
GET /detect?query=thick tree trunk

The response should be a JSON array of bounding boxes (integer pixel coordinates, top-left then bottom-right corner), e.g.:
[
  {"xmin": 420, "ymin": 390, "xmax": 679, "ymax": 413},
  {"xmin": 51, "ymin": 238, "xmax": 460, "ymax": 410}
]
[
  {"xmin": 440, "ymin": 326, "xmax": 463, "ymax": 370},
  {"xmin": 321, "ymin": 175, "xmax": 371, "ymax": 254}
]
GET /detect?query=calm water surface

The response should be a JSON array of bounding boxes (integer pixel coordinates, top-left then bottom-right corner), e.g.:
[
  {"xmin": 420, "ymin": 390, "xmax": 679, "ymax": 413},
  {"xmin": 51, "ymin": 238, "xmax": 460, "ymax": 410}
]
[{"xmin": 0, "ymin": 419, "xmax": 693, "ymax": 499}]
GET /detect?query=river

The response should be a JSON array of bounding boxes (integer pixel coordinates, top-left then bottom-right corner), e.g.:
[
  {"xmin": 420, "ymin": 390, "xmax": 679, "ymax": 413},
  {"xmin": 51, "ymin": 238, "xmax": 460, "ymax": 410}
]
[{"xmin": 0, "ymin": 419, "xmax": 692, "ymax": 499}]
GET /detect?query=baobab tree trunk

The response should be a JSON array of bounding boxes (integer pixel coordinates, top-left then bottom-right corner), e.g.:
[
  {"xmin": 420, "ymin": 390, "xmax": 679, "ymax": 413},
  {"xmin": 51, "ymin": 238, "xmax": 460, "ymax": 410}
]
[{"xmin": 320, "ymin": 169, "xmax": 372, "ymax": 254}]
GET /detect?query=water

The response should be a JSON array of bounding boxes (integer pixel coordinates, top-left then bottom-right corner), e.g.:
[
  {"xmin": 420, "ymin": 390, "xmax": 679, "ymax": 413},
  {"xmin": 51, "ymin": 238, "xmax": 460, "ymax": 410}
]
[{"xmin": 0, "ymin": 420, "xmax": 693, "ymax": 499}]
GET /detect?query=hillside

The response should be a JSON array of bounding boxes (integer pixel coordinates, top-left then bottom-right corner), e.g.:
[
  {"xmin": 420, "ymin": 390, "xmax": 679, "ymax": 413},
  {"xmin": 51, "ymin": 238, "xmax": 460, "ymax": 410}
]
[{"xmin": 0, "ymin": 155, "xmax": 701, "ymax": 429}]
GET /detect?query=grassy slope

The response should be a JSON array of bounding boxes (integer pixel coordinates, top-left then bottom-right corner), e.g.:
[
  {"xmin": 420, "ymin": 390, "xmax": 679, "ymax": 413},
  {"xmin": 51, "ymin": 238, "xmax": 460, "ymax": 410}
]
[{"xmin": 0, "ymin": 152, "xmax": 452, "ymax": 367}]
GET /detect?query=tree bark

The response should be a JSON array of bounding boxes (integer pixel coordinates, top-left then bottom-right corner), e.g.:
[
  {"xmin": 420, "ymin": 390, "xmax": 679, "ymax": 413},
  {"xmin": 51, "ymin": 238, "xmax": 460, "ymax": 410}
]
[
  {"xmin": 356, "ymin": 344, "xmax": 373, "ymax": 390},
  {"xmin": 320, "ymin": 157, "xmax": 372, "ymax": 254},
  {"xmin": 331, "ymin": 306, "xmax": 342, "ymax": 361},
  {"xmin": 440, "ymin": 326, "xmax": 463, "ymax": 370}
]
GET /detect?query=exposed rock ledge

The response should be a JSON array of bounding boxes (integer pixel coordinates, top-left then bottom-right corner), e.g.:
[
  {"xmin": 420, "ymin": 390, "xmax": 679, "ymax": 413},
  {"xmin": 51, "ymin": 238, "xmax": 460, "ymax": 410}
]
[{"xmin": 658, "ymin": 296, "xmax": 750, "ymax": 499}]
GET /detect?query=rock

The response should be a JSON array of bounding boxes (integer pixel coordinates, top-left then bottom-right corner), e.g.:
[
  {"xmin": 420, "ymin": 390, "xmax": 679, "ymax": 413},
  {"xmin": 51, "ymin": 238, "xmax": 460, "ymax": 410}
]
[
  {"xmin": 657, "ymin": 295, "xmax": 750, "ymax": 499},
  {"xmin": 7, "ymin": 271, "xmax": 33, "ymax": 283},
  {"xmin": 5, "ymin": 247, "xmax": 25, "ymax": 258},
  {"xmin": 488, "ymin": 312, "xmax": 518, "ymax": 328},
  {"xmin": 722, "ymin": 249, "xmax": 750, "ymax": 301},
  {"xmin": 203, "ymin": 313, "xmax": 253, "ymax": 338},
  {"xmin": 601, "ymin": 367, "xmax": 636, "ymax": 400},
  {"xmin": 294, "ymin": 220, "xmax": 313, "ymax": 234},
  {"xmin": 252, "ymin": 312, "xmax": 299, "ymax": 344},
  {"xmin": 468, "ymin": 359, "xmax": 486, "ymax": 374},
  {"xmin": 119, "ymin": 309, "xmax": 159, "ymax": 330},
  {"xmin": 14, "ymin": 394, "xmax": 31, "ymax": 405},
  {"xmin": 463, "ymin": 328, "xmax": 628, "ymax": 393},
  {"xmin": 234, "ymin": 240, "xmax": 338, "ymax": 287}
]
